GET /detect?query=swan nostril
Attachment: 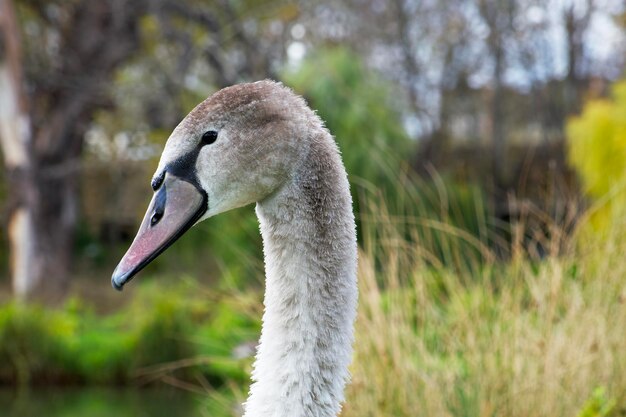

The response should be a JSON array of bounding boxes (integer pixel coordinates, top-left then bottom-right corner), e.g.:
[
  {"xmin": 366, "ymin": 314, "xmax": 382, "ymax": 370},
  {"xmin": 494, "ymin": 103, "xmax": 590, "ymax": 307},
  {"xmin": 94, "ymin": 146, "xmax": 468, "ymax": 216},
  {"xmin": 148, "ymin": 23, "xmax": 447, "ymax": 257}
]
[
  {"xmin": 150, "ymin": 208, "xmax": 164, "ymax": 226},
  {"xmin": 151, "ymin": 180, "xmax": 167, "ymax": 227}
]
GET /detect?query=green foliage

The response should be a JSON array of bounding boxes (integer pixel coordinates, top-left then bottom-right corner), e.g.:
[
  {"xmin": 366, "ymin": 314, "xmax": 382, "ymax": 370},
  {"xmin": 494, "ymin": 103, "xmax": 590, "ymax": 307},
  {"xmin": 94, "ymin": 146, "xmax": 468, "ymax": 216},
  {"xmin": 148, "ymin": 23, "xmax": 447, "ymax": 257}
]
[
  {"xmin": 576, "ymin": 387, "xmax": 616, "ymax": 417},
  {"xmin": 0, "ymin": 280, "xmax": 261, "ymax": 387},
  {"xmin": 0, "ymin": 304, "xmax": 70, "ymax": 385},
  {"xmin": 567, "ymin": 80, "xmax": 626, "ymax": 231},
  {"xmin": 129, "ymin": 286, "xmax": 196, "ymax": 371},
  {"xmin": 406, "ymin": 177, "xmax": 493, "ymax": 272},
  {"xmin": 567, "ymin": 81, "xmax": 626, "ymax": 197}
]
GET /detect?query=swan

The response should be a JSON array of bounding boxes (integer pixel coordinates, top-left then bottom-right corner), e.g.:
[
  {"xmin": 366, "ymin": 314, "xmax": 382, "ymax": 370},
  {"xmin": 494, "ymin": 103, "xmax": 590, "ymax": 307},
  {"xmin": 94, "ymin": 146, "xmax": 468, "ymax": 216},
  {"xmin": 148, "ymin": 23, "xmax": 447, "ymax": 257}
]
[{"xmin": 111, "ymin": 80, "xmax": 358, "ymax": 417}]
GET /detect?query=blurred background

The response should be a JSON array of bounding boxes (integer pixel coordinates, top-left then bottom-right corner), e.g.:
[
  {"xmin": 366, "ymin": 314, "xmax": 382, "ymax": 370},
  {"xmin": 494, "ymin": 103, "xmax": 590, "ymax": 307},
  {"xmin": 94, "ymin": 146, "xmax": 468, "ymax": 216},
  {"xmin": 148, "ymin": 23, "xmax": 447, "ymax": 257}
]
[{"xmin": 1, "ymin": 0, "xmax": 626, "ymax": 416}]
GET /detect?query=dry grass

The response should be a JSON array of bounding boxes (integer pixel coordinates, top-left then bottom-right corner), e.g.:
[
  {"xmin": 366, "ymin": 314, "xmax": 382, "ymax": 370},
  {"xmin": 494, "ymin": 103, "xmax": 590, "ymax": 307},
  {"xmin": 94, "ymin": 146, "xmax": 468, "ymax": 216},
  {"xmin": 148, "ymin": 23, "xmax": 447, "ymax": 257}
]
[{"xmin": 341, "ymin": 195, "xmax": 626, "ymax": 417}]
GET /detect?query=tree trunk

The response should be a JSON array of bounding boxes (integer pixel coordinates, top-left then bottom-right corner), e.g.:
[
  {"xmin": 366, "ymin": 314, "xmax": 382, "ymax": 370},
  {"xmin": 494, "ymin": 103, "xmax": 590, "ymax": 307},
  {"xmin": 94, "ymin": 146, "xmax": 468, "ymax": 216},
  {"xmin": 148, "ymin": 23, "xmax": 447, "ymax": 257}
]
[
  {"xmin": 1, "ymin": 0, "xmax": 146, "ymax": 302},
  {"xmin": 491, "ymin": 42, "xmax": 505, "ymax": 190},
  {"xmin": 27, "ymin": 159, "xmax": 81, "ymax": 301},
  {"xmin": 0, "ymin": 0, "xmax": 40, "ymax": 300},
  {"xmin": 563, "ymin": 2, "xmax": 592, "ymax": 115},
  {"xmin": 0, "ymin": 0, "xmax": 74, "ymax": 302}
]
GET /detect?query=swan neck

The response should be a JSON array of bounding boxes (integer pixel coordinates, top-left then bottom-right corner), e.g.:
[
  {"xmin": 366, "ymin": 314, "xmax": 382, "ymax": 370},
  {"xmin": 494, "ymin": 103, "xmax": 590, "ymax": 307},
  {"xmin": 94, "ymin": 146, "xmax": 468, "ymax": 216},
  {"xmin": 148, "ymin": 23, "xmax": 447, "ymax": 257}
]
[{"xmin": 244, "ymin": 138, "xmax": 358, "ymax": 417}]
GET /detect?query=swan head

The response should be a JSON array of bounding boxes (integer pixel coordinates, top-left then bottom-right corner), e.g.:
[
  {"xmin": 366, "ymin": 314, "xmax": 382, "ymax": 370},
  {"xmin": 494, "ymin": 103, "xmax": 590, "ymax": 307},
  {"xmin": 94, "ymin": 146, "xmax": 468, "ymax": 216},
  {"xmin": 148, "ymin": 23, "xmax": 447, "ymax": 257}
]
[{"xmin": 112, "ymin": 80, "xmax": 314, "ymax": 290}]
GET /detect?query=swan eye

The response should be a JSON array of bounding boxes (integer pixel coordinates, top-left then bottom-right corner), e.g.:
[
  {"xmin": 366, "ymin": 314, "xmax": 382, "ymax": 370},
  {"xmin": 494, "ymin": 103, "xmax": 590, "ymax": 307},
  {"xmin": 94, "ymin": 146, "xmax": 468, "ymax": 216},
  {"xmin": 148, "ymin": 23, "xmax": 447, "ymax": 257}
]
[{"xmin": 201, "ymin": 130, "xmax": 218, "ymax": 145}]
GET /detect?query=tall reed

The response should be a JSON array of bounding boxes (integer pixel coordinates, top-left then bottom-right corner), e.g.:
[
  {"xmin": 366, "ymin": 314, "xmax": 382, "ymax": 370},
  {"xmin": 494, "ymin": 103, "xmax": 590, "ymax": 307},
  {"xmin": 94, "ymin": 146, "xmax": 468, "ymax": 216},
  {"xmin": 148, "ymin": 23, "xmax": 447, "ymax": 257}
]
[{"xmin": 341, "ymin": 182, "xmax": 626, "ymax": 417}]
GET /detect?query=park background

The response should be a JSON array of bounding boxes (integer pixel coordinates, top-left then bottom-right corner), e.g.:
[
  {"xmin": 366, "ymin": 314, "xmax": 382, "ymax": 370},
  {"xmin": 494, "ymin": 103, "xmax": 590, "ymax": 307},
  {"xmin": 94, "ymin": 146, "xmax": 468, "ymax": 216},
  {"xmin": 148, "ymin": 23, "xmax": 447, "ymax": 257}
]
[{"xmin": 1, "ymin": 0, "xmax": 626, "ymax": 415}]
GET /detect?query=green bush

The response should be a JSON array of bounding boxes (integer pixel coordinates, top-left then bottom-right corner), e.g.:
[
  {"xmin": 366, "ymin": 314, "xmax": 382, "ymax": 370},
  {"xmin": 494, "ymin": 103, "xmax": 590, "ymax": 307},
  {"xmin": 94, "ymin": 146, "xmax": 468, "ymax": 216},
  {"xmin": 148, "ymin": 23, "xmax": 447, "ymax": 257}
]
[
  {"xmin": 0, "ymin": 280, "xmax": 261, "ymax": 387},
  {"xmin": 0, "ymin": 304, "xmax": 70, "ymax": 385},
  {"xmin": 567, "ymin": 80, "xmax": 626, "ymax": 232}
]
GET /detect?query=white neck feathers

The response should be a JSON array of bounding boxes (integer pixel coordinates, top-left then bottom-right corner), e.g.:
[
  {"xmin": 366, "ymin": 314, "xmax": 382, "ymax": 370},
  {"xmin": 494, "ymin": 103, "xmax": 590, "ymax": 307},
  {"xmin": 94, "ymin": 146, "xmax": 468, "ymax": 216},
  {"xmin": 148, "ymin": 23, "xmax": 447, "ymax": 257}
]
[{"xmin": 243, "ymin": 133, "xmax": 358, "ymax": 417}]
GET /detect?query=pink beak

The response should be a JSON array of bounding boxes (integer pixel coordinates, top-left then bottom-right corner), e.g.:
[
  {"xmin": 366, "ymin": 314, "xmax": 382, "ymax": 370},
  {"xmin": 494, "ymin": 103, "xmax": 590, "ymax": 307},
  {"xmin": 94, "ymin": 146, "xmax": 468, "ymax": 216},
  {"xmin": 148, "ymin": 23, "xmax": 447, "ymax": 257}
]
[{"xmin": 111, "ymin": 173, "xmax": 206, "ymax": 290}]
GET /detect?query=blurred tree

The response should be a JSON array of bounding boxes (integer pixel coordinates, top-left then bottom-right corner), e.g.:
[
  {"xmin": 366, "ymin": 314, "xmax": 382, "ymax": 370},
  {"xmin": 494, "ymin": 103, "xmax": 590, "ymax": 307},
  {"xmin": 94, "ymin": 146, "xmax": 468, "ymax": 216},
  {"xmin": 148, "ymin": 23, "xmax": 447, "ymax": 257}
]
[
  {"xmin": 562, "ymin": 0, "xmax": 596, "ymax": 114},
  {"xmin": 0, "ymin": 0, "xmax": 34, "ymax": 299},
  {"xmin": 0, "ymin": 0, "xmax": 150, "ymax": 301},
  {"xmin": 298, "ymin": 0, "xmax": 625, "ymax": 146},
  {"xmin": 477, "ymin": 0, "xmax": 516, "ymax": 187},
  {"xmin": 1, "ymin": 0, "xmax": 624, "ymax": 301},
  {"xmin": 0, "ymin": 0, "xmax": 291, "ymax": 301}
]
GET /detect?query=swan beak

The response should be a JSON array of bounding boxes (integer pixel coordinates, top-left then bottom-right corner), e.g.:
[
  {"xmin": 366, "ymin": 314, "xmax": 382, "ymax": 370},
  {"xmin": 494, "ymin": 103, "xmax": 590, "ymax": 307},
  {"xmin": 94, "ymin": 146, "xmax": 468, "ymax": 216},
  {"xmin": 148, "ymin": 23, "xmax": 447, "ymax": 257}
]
[{"xmin": 111, "ymin": 173, "xmax": 207, "ymax": 291}]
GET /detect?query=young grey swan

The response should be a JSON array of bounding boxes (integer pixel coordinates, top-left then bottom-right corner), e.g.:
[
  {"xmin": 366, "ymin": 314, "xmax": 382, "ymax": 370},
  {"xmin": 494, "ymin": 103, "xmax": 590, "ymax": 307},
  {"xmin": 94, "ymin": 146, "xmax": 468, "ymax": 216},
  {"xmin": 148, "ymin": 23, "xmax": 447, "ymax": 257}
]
[{"xmin": 112, "ymin": 80, "xmax": 358, "ymax": 417}]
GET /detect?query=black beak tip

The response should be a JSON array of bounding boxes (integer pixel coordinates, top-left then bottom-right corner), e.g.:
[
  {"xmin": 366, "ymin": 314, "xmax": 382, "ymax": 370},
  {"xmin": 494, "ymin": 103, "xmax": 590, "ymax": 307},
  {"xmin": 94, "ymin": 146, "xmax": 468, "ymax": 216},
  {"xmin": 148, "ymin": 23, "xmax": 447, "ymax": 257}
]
[
  {"xmin": 111, "ymin": 278, "xmax": 124, "ymax": 291},
  {"xmin": 111, "ymin": 267, "xmax": 127, "ymax": 291}
]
